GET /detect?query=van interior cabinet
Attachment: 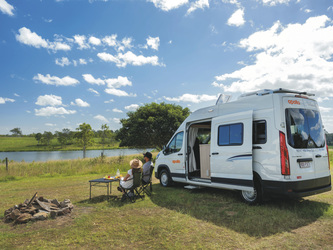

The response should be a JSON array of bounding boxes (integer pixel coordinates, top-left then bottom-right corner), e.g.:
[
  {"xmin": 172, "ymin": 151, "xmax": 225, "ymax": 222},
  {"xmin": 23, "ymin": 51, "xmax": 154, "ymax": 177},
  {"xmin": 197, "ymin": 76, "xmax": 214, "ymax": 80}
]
[{"xmin": 199, "ymin": 144, "xmax": 210, "ymax": 179}]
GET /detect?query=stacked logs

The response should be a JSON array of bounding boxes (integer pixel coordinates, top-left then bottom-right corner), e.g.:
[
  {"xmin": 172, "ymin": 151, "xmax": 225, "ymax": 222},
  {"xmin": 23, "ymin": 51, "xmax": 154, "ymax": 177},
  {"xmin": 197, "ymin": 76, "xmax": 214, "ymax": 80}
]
[{"xmin": 4, "ymin": 193, "xmax": 74, "ymax": 224}]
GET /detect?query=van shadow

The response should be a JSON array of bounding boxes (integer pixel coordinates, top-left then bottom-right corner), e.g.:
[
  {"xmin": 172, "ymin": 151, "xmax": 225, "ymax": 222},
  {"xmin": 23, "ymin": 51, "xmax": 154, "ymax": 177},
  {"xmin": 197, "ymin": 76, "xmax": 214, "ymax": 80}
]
[{"xmin": 150, "ymin": 183, "xmax": 331, "ymax": 238}]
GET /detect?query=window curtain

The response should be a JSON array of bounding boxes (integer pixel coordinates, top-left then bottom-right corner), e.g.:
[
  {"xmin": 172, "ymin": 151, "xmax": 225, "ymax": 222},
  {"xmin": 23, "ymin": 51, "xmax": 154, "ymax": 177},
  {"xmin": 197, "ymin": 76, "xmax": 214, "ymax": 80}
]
[{"xmin": 188, "ymin": 127, "xmax": 198, "ymax": 172}]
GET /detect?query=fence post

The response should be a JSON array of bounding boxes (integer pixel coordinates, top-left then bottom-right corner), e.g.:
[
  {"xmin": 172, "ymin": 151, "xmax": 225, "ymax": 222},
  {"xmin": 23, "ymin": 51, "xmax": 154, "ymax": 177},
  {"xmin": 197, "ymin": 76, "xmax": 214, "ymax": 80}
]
[{"xmin": 6, "ymin": 157, "xmax": 8, "ymax": 172}]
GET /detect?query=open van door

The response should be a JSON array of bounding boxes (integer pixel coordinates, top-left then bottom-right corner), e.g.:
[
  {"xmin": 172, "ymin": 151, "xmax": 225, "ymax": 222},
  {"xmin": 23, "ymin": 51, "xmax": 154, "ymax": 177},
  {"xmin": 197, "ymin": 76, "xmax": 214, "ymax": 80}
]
[{"xmin": 210, "ymin": 110, "xmax": 253, "ymax": 191}]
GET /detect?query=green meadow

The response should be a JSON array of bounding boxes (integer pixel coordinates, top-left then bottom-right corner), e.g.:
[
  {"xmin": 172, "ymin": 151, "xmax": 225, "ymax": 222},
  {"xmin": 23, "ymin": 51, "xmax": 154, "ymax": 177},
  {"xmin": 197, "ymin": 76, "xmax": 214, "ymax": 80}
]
[
  {"xmin": 0, "ymin": 153, "xmax": 332, "ymax": 249},
  {"xmin": 0, "ymin": 136, "xmax": 120, "ymax": 152}
]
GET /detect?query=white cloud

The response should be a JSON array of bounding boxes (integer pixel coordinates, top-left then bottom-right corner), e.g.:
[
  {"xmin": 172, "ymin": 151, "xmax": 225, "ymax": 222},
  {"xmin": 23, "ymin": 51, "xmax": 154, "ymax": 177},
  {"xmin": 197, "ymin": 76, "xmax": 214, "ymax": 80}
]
[
  {"xmin": 105, "ymin": 76, "xmax": 132, "ymax": 88},
  {"xmin": 71, "ymin": 98, "xmax": 90, "ymax": 107},
  {"xmin": 55, "ymin": 57, "xmax": 71, "ymax": 67},
  {"xmin": 227, "ymin": 8, "xmax": 245, "ymax": 27},
  {"xmin": 148, "ymin": 0, "xmax": 189, "ymax": 11},
  {"xmin": 104, "ymin": 99, "xmax": 114, "ymax": 103},
  {"xmin": 16, "ymin": 27, "xmax": 48, "ymax": 49},
  {"xmin": 186, "ymin": 0, "xmax": 209, "ymax": 15},
  {"xmin": 82, "ymin": 74, "xmax": 105, "ymax": 85},
  {"xmin": 35, "ymin": 107, "xmax": 76, "ymax": 116},
  {"xmin": 82, "ymin": 74, "xmax": 132, "ymax": 89},
  {"xmin": 94, "ymin": 115, "xmax": 109, "ymax": 123},
  {"xmin": 33, "ymin": 74, "xmax": 79, "ymax": 86},
  {"xmin": 74, "ymin": 35, "xmax": 90, "ymax": 49},
  {"xmin": 88, "ymin": 88, "xmax": 100, "ymax": 95},
  {"xmin": 97, "ymin": 51, "xmax": 164, "ymax": 67},
  {"xmin": 0, "ymin": 0, "xmax": 14, "ymax": 16},
  {"xmin": 36, "ymin": 94, "xmax": 63, "ymax": 106},
  {"xmin": 103, "ymin": 34, "xmax": 118, "ymax": 47},
  {"xmin": 164, "ymin": 93, "xmax": 218, "ymax": 103},
  {"xmin": 146, "ymin": 36, "xmax": 160, "ymax": 50},
  {"xmin": 45, "ymin": 123, "xmax": 56, "ymax": 127},
  {"xmin": 0, "ymin": 97, "xmax": 15, "ymax": 104},
  {"xmin": 79, "ymin": 58, "xmax": 87, "ymax": 65},
  {"xmin": 259, "ymin": 0, "xmax": 291, "ymax": 6},
  {"xmin": 125, "ymin": 104, "xmax": 139, "ymax": 111},
  {"xmin": 213, "ymin": 15, "xmax": 333, "ymax": 97},
  {"xmin": 89, "ymin": 36, "xmax": 101, "ymax": 46},
  {"xmin": 112, "ymin": 108, "xmax": 123, "ymax": 113},
  {"xmin": 105, "ymin": 88, "xmax": 136, "ymax": 97},
  {"xmin": 16, "ymin": 27, "xmax": 71, "ymax": 52},
  {"xmin": 112, "ymin": 118, "xmax": 121, "ymax": 124}
]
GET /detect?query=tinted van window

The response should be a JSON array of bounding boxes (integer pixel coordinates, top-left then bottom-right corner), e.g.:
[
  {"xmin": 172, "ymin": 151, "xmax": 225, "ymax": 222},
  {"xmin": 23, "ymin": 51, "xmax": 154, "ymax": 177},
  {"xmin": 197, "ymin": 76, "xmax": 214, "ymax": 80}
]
[
  {"xmin": 218, "ymin": 123, "xmax": 243, "ymax": 146},
  {"xmin": 165, "ymin": 132, "xmax": 184, "ymax": 154},
  {"xmin": 285, "ymin": 109, "xmax": 325, "ymax": 149}
]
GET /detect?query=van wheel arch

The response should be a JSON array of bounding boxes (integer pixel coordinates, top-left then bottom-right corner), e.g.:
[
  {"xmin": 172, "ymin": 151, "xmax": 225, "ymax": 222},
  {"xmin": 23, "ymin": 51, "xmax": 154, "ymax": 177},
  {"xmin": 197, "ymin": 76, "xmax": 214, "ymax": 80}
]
[
  {"xmin": 158, "ymin": 165, "xmax": 173, "ymax": 187},
  {"xmin": 240, "ymin": 172, "xmax": 263, "ymax": 205}
]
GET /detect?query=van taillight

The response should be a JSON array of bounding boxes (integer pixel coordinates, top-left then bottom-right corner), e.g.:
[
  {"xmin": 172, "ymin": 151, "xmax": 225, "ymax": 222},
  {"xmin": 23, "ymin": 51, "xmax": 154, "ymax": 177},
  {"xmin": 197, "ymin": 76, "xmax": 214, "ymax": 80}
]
[
  {"xmin": 280, "ymin": 131, "xmax": 290, "ymax": 175},
  {"xmin": 326, "ymin": 139, "xmax": 330, "ymax": 170}
]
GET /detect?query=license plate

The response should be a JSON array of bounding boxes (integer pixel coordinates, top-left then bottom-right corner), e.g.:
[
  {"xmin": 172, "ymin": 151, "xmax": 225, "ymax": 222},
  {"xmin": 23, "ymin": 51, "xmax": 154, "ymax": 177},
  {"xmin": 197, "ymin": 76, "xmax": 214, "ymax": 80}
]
[{"xmin": 299, "ymin": 161, "xmax": 311, "ymax": 168}]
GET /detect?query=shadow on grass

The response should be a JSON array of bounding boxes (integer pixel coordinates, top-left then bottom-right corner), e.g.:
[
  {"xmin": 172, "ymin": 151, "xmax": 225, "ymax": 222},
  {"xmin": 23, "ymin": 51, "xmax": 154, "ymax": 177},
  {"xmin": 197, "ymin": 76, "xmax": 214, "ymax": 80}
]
[
  {"xmin": 150, "ymin": 183, "xmax": 331, "ymax": 237},
  {"xmin": 79, "ymin": 194, "xmax": 144, "ymax": 207}
]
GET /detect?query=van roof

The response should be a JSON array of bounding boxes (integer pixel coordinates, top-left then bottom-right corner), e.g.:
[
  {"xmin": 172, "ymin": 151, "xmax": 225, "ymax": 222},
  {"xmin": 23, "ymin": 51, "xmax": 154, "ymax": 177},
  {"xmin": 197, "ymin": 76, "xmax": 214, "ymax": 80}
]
[{"xmin": 238, "ymin": 88, "xmax": 315, "ymax": 99}]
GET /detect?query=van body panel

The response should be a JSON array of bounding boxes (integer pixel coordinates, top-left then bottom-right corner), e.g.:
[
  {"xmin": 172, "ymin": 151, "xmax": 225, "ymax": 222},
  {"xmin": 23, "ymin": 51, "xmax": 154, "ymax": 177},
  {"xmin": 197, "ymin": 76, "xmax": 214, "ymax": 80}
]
[{"xmin": 210, "ymin": 110, "xmax": 254, "ymax": 191}]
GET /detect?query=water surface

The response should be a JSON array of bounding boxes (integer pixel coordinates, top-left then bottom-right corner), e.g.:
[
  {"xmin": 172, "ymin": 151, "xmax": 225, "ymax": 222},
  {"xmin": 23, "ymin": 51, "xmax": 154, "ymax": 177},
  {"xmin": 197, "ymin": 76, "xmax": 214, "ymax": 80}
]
[{"xmin": 0, "ymin": 148, "xmax": 153, "ymax": 163}]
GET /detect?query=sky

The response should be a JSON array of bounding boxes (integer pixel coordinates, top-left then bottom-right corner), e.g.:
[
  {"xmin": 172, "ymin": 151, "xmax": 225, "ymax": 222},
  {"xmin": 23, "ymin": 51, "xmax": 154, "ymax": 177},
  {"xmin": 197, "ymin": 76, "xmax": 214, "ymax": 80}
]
[{"xmin": 1, "ymin": 0, "xmax": 333, "ymax": 135}]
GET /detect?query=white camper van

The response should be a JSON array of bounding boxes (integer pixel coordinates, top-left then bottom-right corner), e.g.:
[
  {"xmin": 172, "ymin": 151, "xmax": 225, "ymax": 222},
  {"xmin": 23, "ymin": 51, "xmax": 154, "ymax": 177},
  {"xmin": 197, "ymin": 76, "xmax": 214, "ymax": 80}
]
[{"xmin": 154, "ymin": 88, "xmax": 331, "ymax": 204}]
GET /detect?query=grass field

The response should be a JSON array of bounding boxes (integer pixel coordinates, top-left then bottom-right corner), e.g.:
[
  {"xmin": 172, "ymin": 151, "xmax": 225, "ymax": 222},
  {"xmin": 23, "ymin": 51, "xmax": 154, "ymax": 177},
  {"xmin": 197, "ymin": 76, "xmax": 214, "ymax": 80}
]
[
  {"xmin": 0, "ymin": 136, "xmax": 120, "ymax": 152},
  {"xmin": 0, "ymin": 154, "xmax": 332, "ymax": 249}
]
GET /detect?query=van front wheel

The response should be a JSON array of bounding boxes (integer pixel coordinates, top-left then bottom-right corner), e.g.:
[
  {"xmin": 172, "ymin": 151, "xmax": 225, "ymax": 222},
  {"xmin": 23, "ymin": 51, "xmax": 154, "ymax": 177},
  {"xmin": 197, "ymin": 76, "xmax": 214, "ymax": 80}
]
[
  {"xmin": 160, "ymin": 169, "xmax": 172, "ymax": 187},
  {"xmin": 240, "ymin": 181, "xmax": 262, "ymax": 205}
]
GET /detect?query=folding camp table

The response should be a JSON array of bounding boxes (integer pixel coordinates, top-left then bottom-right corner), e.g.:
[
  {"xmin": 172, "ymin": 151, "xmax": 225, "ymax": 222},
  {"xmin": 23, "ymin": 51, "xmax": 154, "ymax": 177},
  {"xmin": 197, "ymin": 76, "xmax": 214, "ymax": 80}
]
[{"xmin": 89, "ymin": 178, "xmax": 119, "ymax": 199}]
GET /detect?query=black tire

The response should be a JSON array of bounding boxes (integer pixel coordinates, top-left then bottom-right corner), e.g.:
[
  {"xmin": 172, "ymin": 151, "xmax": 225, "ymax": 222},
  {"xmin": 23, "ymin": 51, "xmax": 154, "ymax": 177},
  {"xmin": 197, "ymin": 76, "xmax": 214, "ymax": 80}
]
[
  {"xmin": 160, "ymin": 169, "xmax": 172, "ymax": 187},
  {"xmin": 240, "ymin": 179, "xmax": 262, "ymax": 205}
]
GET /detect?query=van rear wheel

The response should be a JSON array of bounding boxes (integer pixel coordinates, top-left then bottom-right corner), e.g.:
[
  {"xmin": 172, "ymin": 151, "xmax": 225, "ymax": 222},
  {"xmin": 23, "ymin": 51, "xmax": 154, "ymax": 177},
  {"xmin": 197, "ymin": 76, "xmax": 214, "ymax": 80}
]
[
  {"xmin": 160, "ymin": 169, "xmax": 172, "ymax": 187},
  {"xmin": 241, "ymin": 180, "xmax": 262, "ymax": 205}
]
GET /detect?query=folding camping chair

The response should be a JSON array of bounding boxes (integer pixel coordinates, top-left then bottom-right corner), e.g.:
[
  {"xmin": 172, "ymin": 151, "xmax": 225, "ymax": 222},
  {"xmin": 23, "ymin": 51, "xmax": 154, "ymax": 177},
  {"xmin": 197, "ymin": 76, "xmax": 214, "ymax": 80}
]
[
  {"xmin": 120, "ymin": 168, "xmax": 144, "ymax": 203},
  {"xmin": 138, "ymin": 164, "xmax": 154, "ymax": 197}
]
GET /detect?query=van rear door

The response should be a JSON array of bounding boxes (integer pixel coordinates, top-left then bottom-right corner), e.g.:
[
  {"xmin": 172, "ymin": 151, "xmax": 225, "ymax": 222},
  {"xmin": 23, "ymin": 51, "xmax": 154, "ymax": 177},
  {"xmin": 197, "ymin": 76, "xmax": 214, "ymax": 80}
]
[
  {"xmin": 284, "ymin": 98, "xmax": 330, "ymax": 180},
  {"xmin": 210, "ymin": 110, "xmax": 254, "ymax": 191}
]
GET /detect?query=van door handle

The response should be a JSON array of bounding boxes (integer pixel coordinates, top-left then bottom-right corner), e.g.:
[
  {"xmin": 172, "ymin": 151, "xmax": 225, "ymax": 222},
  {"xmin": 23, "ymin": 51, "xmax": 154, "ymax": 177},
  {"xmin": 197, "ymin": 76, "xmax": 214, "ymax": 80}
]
[
  {"xmin": 178, "ymin": 153, "xmax": 183, "ymax": 156},
  {"xmin": 315, "ymin": 154, "xmax": 322, "ymax": 158},
  {"xmin": 253, "ymin": 146, "xmax": 262, "ymax": 149},
  {"xmin": 212, "ymin": 152, "xmax": 219, "ymax": 155}
]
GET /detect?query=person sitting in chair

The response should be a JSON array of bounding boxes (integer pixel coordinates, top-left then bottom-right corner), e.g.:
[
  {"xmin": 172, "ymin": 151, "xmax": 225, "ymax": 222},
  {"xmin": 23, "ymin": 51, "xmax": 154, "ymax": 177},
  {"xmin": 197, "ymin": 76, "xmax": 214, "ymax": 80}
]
[
  {"xmin": 142, "ymin": 152, "xmax": 153, "ymax": 183},
  {"xmin": 118, "ymin": 159, "xmax": 142, "ymax": 197}
]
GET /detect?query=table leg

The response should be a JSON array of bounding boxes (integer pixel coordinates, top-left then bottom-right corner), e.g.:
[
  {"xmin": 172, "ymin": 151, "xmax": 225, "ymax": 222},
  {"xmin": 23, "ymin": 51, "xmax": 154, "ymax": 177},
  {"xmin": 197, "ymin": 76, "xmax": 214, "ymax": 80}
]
[
  {"xmin": 107, "ymin": 182, "xmax": 110, "ymax": 199},
  {"xmin": 90, "ymin": 182, "xmax": 92, "ymax": 200}
]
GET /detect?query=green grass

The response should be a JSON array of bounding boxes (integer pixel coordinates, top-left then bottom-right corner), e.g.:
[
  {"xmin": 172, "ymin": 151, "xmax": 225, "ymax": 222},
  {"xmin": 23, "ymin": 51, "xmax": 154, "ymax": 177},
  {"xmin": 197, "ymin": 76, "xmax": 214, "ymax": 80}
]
[
  {"xmin": 0, "ymin": 136, "xmax": 120, "ymax": 152},
  {"xmin": 0, "ymin": 155, "xmax": 332, "ymax": 249}
]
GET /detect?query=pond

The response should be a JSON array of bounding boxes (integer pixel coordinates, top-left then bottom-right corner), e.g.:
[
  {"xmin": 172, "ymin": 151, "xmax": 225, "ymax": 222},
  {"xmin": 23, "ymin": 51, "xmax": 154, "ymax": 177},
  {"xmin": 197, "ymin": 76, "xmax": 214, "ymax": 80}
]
[{"xmin": 0, "ymin": 148, "xmax": 154, "ymax": 163}]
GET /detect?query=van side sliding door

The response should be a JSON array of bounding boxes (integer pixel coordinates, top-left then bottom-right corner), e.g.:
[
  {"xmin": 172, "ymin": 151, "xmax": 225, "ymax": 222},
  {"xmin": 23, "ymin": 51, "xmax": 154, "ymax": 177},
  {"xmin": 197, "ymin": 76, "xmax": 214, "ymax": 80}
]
[{"xmin": 210, "ymin": 110, "xmax": 254, "ymax": 191}]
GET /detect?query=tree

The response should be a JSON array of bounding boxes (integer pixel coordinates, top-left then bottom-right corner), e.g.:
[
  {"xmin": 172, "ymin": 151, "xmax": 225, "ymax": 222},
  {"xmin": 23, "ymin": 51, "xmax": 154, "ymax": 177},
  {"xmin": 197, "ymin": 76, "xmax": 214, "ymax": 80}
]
[
  {"xmin": 56, "ymin": 128, "xmax": 73, "ymax": 148},
  {"xmin": 35, "ymin": 133, "xmax": 42, "ymax": 145},
  {"xmin": 116, "ymin": 102, "xmax": 190, "ymax": 148},
  {"xmin": 10, "ymin": 128, "xmax": 22, "ymax": 137},
  {"xmin": 76, "ymin": 123, "xmax": 94, "ymax": 158},
  {"xmin": 41, "ymin": 131, "xmax": 53, "ymax": 146}
]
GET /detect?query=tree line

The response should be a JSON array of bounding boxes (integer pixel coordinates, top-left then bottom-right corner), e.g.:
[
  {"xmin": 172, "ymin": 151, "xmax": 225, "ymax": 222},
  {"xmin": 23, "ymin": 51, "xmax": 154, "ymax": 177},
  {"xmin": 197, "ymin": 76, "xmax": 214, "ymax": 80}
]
[{"xmin": 6, "ymin": 103, "xmax": 191, "ymax": 150}]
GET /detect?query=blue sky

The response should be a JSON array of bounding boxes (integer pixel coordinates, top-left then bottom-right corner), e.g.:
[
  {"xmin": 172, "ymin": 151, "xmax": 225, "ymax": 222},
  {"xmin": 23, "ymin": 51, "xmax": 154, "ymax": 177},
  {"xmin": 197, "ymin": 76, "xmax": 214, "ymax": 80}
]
[{"xmin": 1, "ymin": 0, "xmax": 333, "ymax": 134}]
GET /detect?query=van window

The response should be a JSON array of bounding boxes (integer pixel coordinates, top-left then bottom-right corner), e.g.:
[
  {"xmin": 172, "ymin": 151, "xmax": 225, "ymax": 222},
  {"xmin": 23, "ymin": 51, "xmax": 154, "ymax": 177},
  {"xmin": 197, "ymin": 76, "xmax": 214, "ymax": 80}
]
[
  {"xmin": 165, "ymin": 132, "xmax": 184, "ymax": 154},
  {"xmin": 218, "ymin": 123, "xmax": 243, "ymax": 146},
  {"xmin": 285, "ymin": 109, "xmax": 325, "ymax": 149},
  {"xmin": 253, "ymin": 120, "xmax": 267, "ymax": 144}
]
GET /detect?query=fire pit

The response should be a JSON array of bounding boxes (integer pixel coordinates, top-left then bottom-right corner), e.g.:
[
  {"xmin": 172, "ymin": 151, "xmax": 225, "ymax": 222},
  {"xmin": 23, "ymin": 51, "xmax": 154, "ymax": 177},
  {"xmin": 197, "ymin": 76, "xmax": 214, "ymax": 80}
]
[{"xmin": 4, "ymin": 192, "xmax": 74, "ymax": 224}]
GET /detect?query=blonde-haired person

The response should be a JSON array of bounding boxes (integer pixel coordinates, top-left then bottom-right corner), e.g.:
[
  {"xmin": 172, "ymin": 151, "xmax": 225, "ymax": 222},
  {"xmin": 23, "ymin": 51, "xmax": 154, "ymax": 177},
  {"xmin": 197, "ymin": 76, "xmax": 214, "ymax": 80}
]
[{"xmin": 118, "ymin": 159, "xmax": 142, "ymax": 199}]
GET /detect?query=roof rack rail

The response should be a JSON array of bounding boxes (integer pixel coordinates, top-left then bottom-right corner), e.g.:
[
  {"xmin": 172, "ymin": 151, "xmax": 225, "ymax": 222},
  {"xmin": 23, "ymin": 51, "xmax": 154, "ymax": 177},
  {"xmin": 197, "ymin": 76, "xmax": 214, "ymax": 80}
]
[{"xmin": 239, "ymin": 88, "xmax": 315, "ymax": 98}]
